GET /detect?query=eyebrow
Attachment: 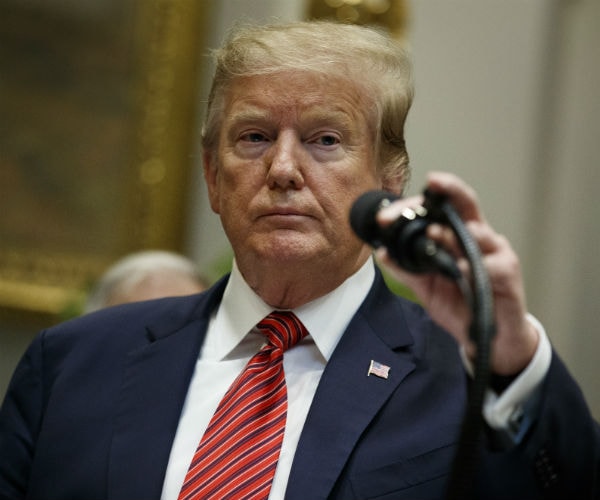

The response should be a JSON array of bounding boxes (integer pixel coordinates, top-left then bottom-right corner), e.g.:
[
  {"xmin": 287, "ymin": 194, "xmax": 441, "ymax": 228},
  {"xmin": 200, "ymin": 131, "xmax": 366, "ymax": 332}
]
[
  {"xmin": 226, "ymin": 106, "xmax": 355, "ymax": 129},
  {"xmin": 301, "ymin": 109, "xmax": 354, "ymax": 129},
  {"xmin": 225, "ymin": 106, "xmax": 269, "ymax": 126}
]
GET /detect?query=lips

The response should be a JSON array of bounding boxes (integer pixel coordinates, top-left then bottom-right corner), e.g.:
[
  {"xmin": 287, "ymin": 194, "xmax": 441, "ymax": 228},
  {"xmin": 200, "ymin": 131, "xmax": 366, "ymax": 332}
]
[
  {"xmin": 257, "ymin": 206, "xmax": 316, "ymax": 224},
  {"xmin": 265, "ymin": 208, "xmax": 304, "ymax": 216}
]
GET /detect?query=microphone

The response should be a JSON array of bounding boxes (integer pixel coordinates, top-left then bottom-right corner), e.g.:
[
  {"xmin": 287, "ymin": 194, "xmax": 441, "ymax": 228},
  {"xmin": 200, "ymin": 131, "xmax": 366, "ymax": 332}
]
[{"xmin": 350, "ymin": 190, "xmax": 461, "ymax": 279}]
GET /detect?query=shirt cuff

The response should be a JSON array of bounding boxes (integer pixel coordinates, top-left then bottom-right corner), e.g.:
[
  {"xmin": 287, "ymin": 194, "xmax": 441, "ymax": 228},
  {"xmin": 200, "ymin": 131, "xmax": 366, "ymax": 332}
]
[{"xmin": 459, "ymin": 313, "xmax": 552, "ymax": 431}]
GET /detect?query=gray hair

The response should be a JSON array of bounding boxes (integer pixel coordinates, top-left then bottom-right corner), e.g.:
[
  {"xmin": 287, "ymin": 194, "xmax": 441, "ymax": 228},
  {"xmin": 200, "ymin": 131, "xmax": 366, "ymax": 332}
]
[
  {"xmin": 202, "ymin": 20, "xmax": 414, "ymax": 193},
  {"xmin": 85, "ymin": 250, "xmax": 207, "ymax": 313}
]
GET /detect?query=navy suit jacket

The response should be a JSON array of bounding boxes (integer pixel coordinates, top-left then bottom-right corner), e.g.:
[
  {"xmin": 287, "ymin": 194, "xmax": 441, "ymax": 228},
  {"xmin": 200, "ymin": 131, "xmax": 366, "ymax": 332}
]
[{"xmin": 1, "ymin": 271, "xmax": 598, "ymax": 499}]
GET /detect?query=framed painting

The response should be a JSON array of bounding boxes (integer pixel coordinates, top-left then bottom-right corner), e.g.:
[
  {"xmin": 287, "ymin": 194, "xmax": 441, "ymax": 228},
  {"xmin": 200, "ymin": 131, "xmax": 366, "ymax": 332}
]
[{"xmin": 0, "ymin": 0, "xmax": 210, "ymax": 321}]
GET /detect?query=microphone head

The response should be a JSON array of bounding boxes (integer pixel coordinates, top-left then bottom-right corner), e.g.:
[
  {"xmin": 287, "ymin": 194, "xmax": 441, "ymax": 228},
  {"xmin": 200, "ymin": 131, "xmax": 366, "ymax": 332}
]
[{"xmin": 349, "ymin": 190, "xmax": 400, "ymax": 247}]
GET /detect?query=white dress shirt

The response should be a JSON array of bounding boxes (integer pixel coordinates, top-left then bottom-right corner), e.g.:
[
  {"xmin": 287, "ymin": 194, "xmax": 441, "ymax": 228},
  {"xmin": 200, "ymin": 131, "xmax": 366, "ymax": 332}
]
[{"xmin": 161, "ymin": 257, "xmax": 551, "ymax": 500}]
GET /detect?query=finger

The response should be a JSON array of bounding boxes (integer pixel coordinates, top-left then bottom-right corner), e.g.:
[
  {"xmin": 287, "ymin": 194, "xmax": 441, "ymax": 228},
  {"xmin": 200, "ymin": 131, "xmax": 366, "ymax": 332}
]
[
  {"xmin": 426, "ymin": 223, "xmax": 462, "ymax": 258},
  {"xmin": 427, "ymin": 220, "xmax": 508, "ymax": 260},
  {"xmin": 463, "ymin": 221, "xmax": 511, "ymax": 256},
  {"xmin": 426, "ymin": 171, "xmax": 486, "ymax": 223},
  {"xmin": 376, "ymin": 194, "xmax": 425, "ymax": 226},
  {"xmin": 481, "ymin": 247, "xmax": 524, "ymax": 297}
]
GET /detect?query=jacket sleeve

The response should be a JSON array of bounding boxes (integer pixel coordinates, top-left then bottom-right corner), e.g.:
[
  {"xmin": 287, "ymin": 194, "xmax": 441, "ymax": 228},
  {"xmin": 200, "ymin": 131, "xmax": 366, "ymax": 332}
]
[{"xmin": 476, "ymin": 352, "xmax": 600, "ymax": 499}]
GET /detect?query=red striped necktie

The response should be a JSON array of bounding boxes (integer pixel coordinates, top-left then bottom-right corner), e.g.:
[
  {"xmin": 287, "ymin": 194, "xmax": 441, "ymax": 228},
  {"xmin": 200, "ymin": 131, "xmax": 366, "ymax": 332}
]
[{"xmin": 177, "ymin": 311, "xmax": 308, "ymax": 500}]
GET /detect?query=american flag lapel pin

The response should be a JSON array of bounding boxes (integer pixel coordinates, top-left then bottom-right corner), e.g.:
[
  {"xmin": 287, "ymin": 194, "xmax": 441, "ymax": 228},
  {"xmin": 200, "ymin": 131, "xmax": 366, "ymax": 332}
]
[{"xmin": 368, "ymin": 360, "xmax": 390, "ymax": 379}]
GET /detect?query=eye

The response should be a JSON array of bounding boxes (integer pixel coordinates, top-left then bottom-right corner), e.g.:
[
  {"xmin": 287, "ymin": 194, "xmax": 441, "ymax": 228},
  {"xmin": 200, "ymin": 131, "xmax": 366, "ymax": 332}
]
[
  {"xmin": 240, "ymin": 132, "xmax": 268, "ymax": 143},
  {"xmin": 318, "ymin": 135, "xmax": 338, "ymax": 146},
  {"xmin": 312, "ymin": 133, "xmax": 340, "ymax": 147}
]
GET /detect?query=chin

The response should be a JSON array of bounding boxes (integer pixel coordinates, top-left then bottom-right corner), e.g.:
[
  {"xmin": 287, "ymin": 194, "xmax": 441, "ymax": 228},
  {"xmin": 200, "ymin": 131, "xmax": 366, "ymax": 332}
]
[{"xmin": 257, "ymin": 236, "xmax": 325, "ymax": 264}]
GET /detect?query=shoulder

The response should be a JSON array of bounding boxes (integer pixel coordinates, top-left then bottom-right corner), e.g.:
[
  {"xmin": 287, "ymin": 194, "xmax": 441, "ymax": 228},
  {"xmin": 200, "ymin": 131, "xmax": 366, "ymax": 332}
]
[
  {"xmin": 363, "ymin": 271, "xmax": 459, "ymax": 359},
  {"xmin": 365, "ymin": 270, "xmax": 448, "ymax": 333},
  {"xmin": 47, "ymin": 294, "xmax": 200, "ymax": 342},
  {"xmin": 39, "ymin": 276, "xmax": 229, "ymax": 360}
]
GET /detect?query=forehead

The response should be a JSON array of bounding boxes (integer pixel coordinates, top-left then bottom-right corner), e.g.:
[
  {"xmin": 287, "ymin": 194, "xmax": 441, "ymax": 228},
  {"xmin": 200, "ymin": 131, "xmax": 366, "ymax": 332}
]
[{"xmin": 222, "ymin": 71, "xmax": 375, "ymax": 128}]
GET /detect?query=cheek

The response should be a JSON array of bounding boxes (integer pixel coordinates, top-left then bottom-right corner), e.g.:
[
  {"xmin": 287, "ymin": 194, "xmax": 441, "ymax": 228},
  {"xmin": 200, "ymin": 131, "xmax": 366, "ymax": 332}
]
[
  {"xmin": 204, "ymin": 170, "xmax": 222, "ymax": 214},
  {"xmin": 317, "ymin": 185, "xmax": 359, "ymax": 236},
  {"xmin": 216, "ymin": 170, "xmax": 259, "ymax": 223},
  {"xmin": 320, "ymin": 176, "xmax": 380, "ymax": 237},
  {"xmin": 321, "ymin": 166, "xmax": 379, "ymax": 209}
]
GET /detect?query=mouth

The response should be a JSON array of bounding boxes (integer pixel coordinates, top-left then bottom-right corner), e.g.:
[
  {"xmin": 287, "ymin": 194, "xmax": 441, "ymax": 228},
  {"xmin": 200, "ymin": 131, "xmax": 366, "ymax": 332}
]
[
  {"xmin": 265, "ymin": 208, "xmax": 304, "ymax": 216},
  {"xmin": 260, "ymin": 203, "xmax": 311, "ymax": 216},
  {"xmin": 258, "ymin": 207, "xmax": 315, "ymax": 225}
]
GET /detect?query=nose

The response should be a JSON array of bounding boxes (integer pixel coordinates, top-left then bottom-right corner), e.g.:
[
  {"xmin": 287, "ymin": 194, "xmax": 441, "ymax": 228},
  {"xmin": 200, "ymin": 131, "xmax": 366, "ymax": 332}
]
[{"xmin": 266, "ymin": 130, "xmax": 305, "ymax": 190}]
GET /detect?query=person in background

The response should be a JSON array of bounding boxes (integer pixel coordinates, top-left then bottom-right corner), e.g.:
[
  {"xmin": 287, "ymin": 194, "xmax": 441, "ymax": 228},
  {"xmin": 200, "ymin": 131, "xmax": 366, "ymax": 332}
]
[
  {"xmin": 84, "ymin": 250, "xmax": 208, "ymax": 313},
  {"xmin": 0, "ymin": 20, "xmax": 598, "ymax": 500}
]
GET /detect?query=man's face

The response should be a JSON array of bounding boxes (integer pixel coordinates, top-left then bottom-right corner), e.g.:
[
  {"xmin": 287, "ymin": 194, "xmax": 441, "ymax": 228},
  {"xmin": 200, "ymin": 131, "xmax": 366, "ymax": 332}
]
[{"xmin": 204, "ymin": 71, "xmax": 382, "ymax": 283}]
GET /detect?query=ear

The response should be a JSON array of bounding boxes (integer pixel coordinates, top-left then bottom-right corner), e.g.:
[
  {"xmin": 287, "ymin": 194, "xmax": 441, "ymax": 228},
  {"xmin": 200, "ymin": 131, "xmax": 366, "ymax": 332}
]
[
  {"xmin": 381, "ymin": 174, "xmax": 406, "ymax": 196},
  {"xmin": 203, "ymin": 149, "xmax": 221, "ymax": 214}
]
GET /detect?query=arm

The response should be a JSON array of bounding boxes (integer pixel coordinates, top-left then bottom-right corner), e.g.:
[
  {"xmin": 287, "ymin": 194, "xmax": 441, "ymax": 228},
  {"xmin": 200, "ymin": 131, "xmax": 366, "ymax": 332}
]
[
  {"xmin": 375, "ymin": 172, "xmax": 600, "ymax": 497},
  {"xmin": 476, "ymin": 352, "xmax": 600, "ymax": 499}
]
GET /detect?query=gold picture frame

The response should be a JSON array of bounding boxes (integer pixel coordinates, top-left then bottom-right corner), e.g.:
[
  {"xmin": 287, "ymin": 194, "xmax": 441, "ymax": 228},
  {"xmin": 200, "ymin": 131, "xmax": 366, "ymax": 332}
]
[{"xmin": 0, "ymin": 0, "xmax": 209, "ymax": 321}]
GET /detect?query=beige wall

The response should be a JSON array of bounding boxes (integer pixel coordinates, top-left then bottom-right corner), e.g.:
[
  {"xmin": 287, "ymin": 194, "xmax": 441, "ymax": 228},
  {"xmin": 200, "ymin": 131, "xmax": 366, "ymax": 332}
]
[{"xmin": 405, "ymin": 0, "xmax": 600, "ymax": 417}]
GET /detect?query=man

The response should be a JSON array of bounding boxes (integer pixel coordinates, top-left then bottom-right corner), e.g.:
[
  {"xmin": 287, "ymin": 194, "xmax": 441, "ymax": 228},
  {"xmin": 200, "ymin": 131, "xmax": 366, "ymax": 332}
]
[
  {"xmin": 84, "ymin": 250, "xmax": 208, "ymax": 313},
  {"xmin": 0, "ymin": 20, "xmax": 598, "ymax": 500}
]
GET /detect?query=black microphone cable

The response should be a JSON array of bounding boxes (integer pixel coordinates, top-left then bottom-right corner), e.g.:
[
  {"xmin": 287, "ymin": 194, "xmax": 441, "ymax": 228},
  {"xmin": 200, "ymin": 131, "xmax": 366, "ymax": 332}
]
[
  {"xmin": 425, "ymin": 190, "xmax": 496, "ymax": 500},
  {"xmin": 350, "ymin": 189, "xmax": 496, "ymax": 500}
]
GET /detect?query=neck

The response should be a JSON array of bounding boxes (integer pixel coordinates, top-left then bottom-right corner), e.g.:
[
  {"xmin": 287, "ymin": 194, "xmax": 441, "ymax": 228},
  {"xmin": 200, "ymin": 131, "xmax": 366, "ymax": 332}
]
[{"xmin": 236, "ymin": 253, "xmax": 371, "ymax": 309}]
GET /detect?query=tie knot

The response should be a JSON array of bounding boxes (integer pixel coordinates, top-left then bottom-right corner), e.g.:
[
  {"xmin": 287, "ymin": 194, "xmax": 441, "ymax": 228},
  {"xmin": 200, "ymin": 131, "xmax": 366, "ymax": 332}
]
[{"xmin": 257, "ymin": 311, "xmax": 308, "ymax": 351}]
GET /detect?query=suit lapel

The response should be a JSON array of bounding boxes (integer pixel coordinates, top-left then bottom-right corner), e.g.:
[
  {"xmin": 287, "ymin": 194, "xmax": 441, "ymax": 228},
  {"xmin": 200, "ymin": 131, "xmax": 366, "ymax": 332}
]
[
  {"xmin": 107, "ymin": 279, "xmax": 227, "ymax": 500},
  {"xmin": 286, "ymin": 274, "xmax": 417, "ymax": 500}
]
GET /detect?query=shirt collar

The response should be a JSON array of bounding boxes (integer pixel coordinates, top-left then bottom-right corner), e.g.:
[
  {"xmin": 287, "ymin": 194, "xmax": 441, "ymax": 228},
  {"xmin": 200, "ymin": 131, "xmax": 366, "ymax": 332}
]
[{"xmin": 209, "ymin": 258, "xmax": 376, "ymax": 361}]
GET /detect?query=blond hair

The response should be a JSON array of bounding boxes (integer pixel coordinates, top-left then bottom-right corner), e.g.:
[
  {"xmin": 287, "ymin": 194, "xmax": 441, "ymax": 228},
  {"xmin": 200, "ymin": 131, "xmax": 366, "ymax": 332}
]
[{"xmin": 202, "ymin": 20, "xmax": 414, "ymax": 193}]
